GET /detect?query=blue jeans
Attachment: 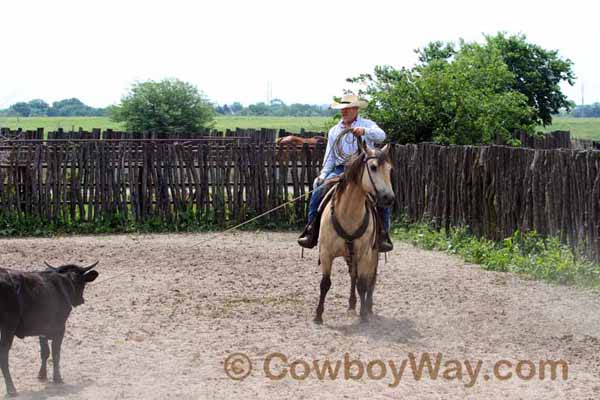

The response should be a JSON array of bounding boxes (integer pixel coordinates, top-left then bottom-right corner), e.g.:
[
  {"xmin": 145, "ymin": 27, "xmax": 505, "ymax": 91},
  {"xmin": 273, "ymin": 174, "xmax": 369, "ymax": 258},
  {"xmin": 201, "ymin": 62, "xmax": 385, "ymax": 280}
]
[{"xmin": 307, "ymin": 165, "xmax": 391, "ymax": 232}]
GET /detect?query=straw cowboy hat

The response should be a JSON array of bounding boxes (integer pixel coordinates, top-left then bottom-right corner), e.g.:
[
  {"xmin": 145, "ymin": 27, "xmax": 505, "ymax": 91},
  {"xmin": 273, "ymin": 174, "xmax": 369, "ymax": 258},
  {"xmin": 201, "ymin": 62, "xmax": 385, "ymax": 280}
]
[{"xmin": 330, "ymin": 94, "xmax": 368, "ymax": 110}]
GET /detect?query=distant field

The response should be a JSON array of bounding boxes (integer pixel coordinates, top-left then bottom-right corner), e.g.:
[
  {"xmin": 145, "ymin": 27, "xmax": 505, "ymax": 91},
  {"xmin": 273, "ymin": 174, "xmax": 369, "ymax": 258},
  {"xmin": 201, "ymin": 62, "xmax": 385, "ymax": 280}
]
[
  {"xmin": 1, "ymin": 116, "xmax": 598, "ymax": 139},
  {"xmin": 540, "ymin": 117, "xmax": 600, "ymax": 140},
  {"xmin": 0, "ymin": 116, "xmax": 332, "ymax": 134}
]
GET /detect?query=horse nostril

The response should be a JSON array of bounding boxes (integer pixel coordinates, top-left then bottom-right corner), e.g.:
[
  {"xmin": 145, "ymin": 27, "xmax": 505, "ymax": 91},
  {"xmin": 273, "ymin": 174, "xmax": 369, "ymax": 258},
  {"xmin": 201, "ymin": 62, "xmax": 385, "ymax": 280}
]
[{"xmin": 379, "ymin": 193, "xmax": 394, "ymax": 206}]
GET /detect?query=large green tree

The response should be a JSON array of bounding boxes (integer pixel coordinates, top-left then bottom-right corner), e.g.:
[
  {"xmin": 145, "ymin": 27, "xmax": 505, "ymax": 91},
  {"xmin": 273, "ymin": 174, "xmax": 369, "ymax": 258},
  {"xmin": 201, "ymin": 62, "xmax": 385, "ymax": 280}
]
[
  {"xmin": 9, "ymin": 102, "xmax": 31, "ymax": 117},
  {"xmin": 109, "ymin": 79, "xmax": 214, "ymax": 134},
  {"xmin": 416, "ymin": 34, "xmax": 575, "ymax": 126},
  {"xmin": 350, "ymin": 41, "xmax": 535, "ymax": 144},
  {"xmin": 27, "ymin": 99, "xmax": 50, "ymax": 116},
  {"xmin": 485, "ymin": 33, "xmax": 575, "ymax": 126},
  {"xmin": 349, "ymin": 33, "xmax": 574, "ymax": 144}
]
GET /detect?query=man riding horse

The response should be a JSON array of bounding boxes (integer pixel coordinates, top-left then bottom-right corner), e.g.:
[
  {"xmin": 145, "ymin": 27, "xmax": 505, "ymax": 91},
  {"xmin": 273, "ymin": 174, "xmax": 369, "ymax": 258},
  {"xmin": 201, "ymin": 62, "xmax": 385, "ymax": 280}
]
[{"xmin": 297, "ymin": 94, "xmax": 393, "ymax": 252}]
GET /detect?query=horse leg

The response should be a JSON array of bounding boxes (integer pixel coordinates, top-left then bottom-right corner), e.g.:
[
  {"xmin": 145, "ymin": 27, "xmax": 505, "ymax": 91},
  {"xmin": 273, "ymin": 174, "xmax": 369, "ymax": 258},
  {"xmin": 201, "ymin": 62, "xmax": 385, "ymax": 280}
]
[
  {"xmin": 356, "ymin": 275, "xmax": 369, "ymax": 323},
  {"xmin": 315, "ymin": 257, "xmax": 333, "ymax": 325},
  {"xmin": 366, "ymin": 261, "xmax": 378, "ymax": 314},
  {"xmin": 347, "ymin": 259, "xmax": 357, "ymax": 312},
  {"xmin": 366, "ymin": 272, "xmax": 377, "ymax": 315},
  {"xmin": 348, "ymin": 274, "xmax": 357, "ymax": 312},
  {"xmin": 314, "ymin": 273, "xmax": 331, "ymax": 324}
]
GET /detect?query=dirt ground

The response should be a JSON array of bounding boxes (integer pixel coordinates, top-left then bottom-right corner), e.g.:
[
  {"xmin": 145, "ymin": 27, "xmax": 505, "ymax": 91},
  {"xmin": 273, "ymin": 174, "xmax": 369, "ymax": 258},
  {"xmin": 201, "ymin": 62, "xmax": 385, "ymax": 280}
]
[{"xmin": 1, "ymin": 231, "xmax": 599, "ymax": 399}]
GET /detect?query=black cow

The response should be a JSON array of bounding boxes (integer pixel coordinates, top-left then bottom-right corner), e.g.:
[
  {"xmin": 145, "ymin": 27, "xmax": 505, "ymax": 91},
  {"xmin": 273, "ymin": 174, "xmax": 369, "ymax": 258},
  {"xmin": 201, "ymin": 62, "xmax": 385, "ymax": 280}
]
[{"xmin": 0, "ymin": 262, "xmax": 99, "ymax": 397}]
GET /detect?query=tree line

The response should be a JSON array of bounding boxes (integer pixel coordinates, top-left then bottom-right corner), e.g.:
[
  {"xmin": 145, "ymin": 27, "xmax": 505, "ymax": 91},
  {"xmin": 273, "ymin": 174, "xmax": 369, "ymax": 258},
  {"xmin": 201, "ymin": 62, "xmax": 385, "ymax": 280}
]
[
  {"xmin": 214, "ymin": 99, "xmax": 335, "ymax": 117},
  {"xmin": 1, "ymin": 96, "xmax": 334, "ymax": 119},
  {"xmin": 0, "ymin": 98, "xmax": 106, "ymax": 117},
  {"xmin": 570, "ymin": 103, "xmax": 600, "ymax": 118}
]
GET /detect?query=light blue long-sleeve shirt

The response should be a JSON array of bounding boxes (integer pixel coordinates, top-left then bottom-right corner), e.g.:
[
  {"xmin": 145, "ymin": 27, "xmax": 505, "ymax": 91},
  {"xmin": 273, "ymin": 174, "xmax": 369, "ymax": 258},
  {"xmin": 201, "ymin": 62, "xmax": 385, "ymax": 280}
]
[{"xmin": 318, "ymin": 116, "xmax": 386, "ymax": 180}]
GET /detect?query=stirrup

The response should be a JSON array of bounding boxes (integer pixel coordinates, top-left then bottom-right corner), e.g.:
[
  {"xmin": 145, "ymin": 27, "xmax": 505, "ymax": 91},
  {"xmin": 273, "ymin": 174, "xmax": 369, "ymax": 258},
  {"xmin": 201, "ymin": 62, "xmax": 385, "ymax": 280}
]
[
  {"xmin": 379, "ymin": 232, "xmax": 393, "ymax": 253},
  {"xmin": 298, "ymin": 223, "xmax": 318, "ymax": 248}
]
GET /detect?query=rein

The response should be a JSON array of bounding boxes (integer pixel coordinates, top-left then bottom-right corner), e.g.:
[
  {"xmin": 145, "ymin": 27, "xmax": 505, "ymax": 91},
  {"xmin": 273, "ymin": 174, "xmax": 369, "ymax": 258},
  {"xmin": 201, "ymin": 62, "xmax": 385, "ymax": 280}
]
[{"xmin": 364, "ymin": 154, "xmax": 382, "ymax": 202}]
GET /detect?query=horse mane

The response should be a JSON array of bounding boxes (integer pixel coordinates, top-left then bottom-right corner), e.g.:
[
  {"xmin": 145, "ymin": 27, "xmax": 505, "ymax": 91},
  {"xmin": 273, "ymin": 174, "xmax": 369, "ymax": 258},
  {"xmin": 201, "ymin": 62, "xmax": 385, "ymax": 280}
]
[
  {"xmin": 336, "ymin": 148, "xmax": 390, "ymax": 198},
  {"xmin": 336, "ymin": 152, "xmax": 366, "ymax": 197}
]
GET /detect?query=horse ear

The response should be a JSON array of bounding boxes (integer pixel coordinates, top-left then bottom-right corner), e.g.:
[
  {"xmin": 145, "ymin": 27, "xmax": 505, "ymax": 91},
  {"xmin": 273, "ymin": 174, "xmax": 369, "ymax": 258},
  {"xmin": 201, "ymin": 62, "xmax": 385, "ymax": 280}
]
[{"xmin": 381, "ymin": 144, "xmax": 391, "ymax": 161}]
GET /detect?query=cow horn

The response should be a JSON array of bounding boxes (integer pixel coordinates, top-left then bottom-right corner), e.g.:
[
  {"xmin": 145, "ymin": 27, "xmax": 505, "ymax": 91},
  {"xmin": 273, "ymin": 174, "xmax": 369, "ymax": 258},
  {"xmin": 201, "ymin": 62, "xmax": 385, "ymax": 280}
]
[
  {"xmin": 44, "ymin": 261, "xmax": 58, "ymax": 271},
  {"xmin": 83, "ymin": 261, "xmax": 99, "ymax": 273}
]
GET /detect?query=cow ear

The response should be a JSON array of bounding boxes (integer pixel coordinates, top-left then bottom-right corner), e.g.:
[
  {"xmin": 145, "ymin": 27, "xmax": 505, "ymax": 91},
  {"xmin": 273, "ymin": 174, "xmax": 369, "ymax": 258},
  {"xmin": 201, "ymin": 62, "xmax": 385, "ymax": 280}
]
[{"xmin": 84, "ymin": 271, "xmax": 99, "ymax": 282}]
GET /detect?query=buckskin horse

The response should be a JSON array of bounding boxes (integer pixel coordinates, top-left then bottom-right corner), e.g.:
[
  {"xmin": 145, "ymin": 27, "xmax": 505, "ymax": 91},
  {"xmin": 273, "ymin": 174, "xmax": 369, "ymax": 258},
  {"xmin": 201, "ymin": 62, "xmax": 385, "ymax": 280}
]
[{"xmin": 314, "ymin": 141, "xmax": 394, "ymax": 324}]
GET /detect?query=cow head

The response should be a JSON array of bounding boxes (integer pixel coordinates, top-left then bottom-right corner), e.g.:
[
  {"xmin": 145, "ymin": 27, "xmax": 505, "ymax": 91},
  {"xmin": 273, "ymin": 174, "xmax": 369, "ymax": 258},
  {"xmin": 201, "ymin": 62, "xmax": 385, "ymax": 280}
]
[{"xmin": 45, "ymin": 261, "xmax": 99, "ymax": 306}]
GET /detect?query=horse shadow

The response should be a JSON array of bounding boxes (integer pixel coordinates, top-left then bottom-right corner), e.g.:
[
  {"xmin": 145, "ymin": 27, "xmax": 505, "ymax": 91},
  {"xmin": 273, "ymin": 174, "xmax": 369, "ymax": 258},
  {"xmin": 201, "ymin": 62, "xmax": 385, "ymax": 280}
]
[
  {"xmin": 328, "ymin": 314, "xmax": 421, "ymax": 344},
  {"xmin": 9, "ymin": 380, "xmax": 92, "ymax": 400}
]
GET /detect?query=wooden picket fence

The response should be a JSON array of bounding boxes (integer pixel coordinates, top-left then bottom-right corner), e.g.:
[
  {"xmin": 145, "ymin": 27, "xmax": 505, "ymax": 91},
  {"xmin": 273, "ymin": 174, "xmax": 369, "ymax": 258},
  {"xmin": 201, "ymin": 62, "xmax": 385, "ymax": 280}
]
[
  {"xmin": 0, "ymin": 141, "xmax": 325, "ymax": 227},
  {"xmin": 2, "ymin": 132, "xmax": 600, "ymax": 261},
  {"xmin": 392, "ymin": 144, "xmax": 600, "ymax": 261}
]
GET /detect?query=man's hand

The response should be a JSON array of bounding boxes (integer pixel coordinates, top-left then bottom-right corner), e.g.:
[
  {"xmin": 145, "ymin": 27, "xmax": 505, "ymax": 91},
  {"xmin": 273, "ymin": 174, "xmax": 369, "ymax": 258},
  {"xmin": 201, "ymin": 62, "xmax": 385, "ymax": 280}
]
[
  {"xmin": 313, "ymin": 177, "xmax": 324, "ymax": 190},
  {"xmin": 352, "ymin": 127, "xmax": 365, "ymax": 137}
]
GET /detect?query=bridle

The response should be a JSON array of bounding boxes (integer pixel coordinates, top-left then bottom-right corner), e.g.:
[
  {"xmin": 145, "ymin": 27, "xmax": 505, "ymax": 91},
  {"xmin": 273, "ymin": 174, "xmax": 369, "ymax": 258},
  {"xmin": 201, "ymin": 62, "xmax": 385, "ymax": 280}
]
[{"xmin": 357, "ymin": 137, "xmax": 385, "ymax": 206}]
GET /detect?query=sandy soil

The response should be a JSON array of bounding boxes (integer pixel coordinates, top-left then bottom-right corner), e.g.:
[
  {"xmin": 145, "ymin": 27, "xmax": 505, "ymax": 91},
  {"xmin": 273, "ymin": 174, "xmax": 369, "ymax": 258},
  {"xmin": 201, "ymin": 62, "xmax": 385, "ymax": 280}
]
[{"xmin": 0, "ymin": 231, "xmax": 599, "ymax": 399}]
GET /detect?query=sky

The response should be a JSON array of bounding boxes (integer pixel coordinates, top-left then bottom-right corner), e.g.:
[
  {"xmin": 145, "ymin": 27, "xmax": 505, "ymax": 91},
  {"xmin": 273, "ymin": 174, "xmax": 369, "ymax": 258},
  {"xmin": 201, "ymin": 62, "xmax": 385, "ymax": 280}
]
[{"xmin": 1, "ymin": 0, "xmax": 598, "ymax": 108}]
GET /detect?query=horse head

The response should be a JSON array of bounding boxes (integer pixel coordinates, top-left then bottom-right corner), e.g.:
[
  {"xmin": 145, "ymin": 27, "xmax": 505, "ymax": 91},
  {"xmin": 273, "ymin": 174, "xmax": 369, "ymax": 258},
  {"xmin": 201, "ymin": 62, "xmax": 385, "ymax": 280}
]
[{"xmin": 344, "ymin": 144, "xmax": 394, "ymax": 208}]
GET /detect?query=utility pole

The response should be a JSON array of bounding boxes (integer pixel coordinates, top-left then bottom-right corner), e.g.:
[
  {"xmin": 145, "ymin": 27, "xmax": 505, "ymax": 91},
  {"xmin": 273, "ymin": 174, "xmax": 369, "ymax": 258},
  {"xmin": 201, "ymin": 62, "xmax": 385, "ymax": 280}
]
[{"xmin": 266, "ymin": 81, "xmax": 272, "ymax": 105}]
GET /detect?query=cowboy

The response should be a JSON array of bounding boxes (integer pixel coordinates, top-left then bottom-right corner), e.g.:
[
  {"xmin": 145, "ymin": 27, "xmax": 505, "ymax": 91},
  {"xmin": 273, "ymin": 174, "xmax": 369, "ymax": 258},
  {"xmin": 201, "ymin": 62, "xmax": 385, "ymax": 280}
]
[{"xmin": 297, "ymin": 94, "xmax": 393, "ymax": 252}]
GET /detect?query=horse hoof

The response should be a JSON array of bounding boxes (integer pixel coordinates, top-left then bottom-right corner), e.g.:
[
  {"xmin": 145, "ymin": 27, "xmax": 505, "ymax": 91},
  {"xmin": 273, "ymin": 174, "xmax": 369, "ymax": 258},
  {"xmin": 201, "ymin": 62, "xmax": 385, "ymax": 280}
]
[
  {"xmin": 52, "ymin": 378, "xmax": 64, "ymax": 384},
  {"xmin": 314, "ymin": 316, "xmax": 323, "ymax": 325},
  {"xmin": 346, "ymin": 309, "xmax": 356, "ymax": 316},
  {"xmin": 7, "ymin": 389, "xmax": 17, "ymax": 397},
  {"xmin": 38, "ymin": 374, "xmax": 48, "ymax": 381}
]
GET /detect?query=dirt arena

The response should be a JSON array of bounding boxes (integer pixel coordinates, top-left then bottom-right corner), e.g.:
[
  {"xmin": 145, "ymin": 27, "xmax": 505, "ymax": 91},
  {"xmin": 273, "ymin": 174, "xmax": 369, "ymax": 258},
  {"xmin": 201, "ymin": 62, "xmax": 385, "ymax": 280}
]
[{"xmin": 1, "ymin": 232, "xmax": 599, "ymax": 399}]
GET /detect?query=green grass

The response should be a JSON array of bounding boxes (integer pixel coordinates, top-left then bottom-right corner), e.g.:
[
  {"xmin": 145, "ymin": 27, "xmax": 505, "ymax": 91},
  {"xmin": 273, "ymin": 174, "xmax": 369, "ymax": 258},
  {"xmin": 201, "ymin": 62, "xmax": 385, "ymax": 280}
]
[
  {"xmin": 0, "ymin": 116, "xmax": 331, "ymax": 134},
  {"xmin": 2, "ymin": 115, "xmax": 598, "ymax": 140},
  {"xmin": 540, "ymin": 117, "xmax": 600, "ymax": 140},
  {"xmin": 392, "ymin": 221, "xmax": 600, "ymax": 288}
]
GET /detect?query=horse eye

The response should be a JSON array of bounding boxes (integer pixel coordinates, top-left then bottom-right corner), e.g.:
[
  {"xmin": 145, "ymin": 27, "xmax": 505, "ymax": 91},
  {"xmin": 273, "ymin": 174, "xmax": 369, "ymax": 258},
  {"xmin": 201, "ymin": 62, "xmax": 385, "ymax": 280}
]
[{"xmin": 370, "ymin": 164, "xmax": 377, "ymax": 172}]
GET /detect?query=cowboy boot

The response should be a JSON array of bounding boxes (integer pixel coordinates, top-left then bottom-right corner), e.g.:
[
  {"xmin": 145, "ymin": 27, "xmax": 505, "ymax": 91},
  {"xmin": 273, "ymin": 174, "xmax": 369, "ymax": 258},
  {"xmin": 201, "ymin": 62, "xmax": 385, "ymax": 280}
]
[
  {"xmin": 298, "ymin": 217, "xmax": 321, "ymax": 248},
  {"xmin": 379, "ymin": 230, "xmax": 393, "ymax": 252}
]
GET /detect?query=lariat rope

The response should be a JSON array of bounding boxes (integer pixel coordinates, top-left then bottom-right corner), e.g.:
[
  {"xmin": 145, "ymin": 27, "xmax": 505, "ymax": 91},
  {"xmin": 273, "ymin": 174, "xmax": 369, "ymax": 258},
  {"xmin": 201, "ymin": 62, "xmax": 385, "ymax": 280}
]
[{"xmin": 93, "ymin": 127, "xmax": 384, "ymax": 286}]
